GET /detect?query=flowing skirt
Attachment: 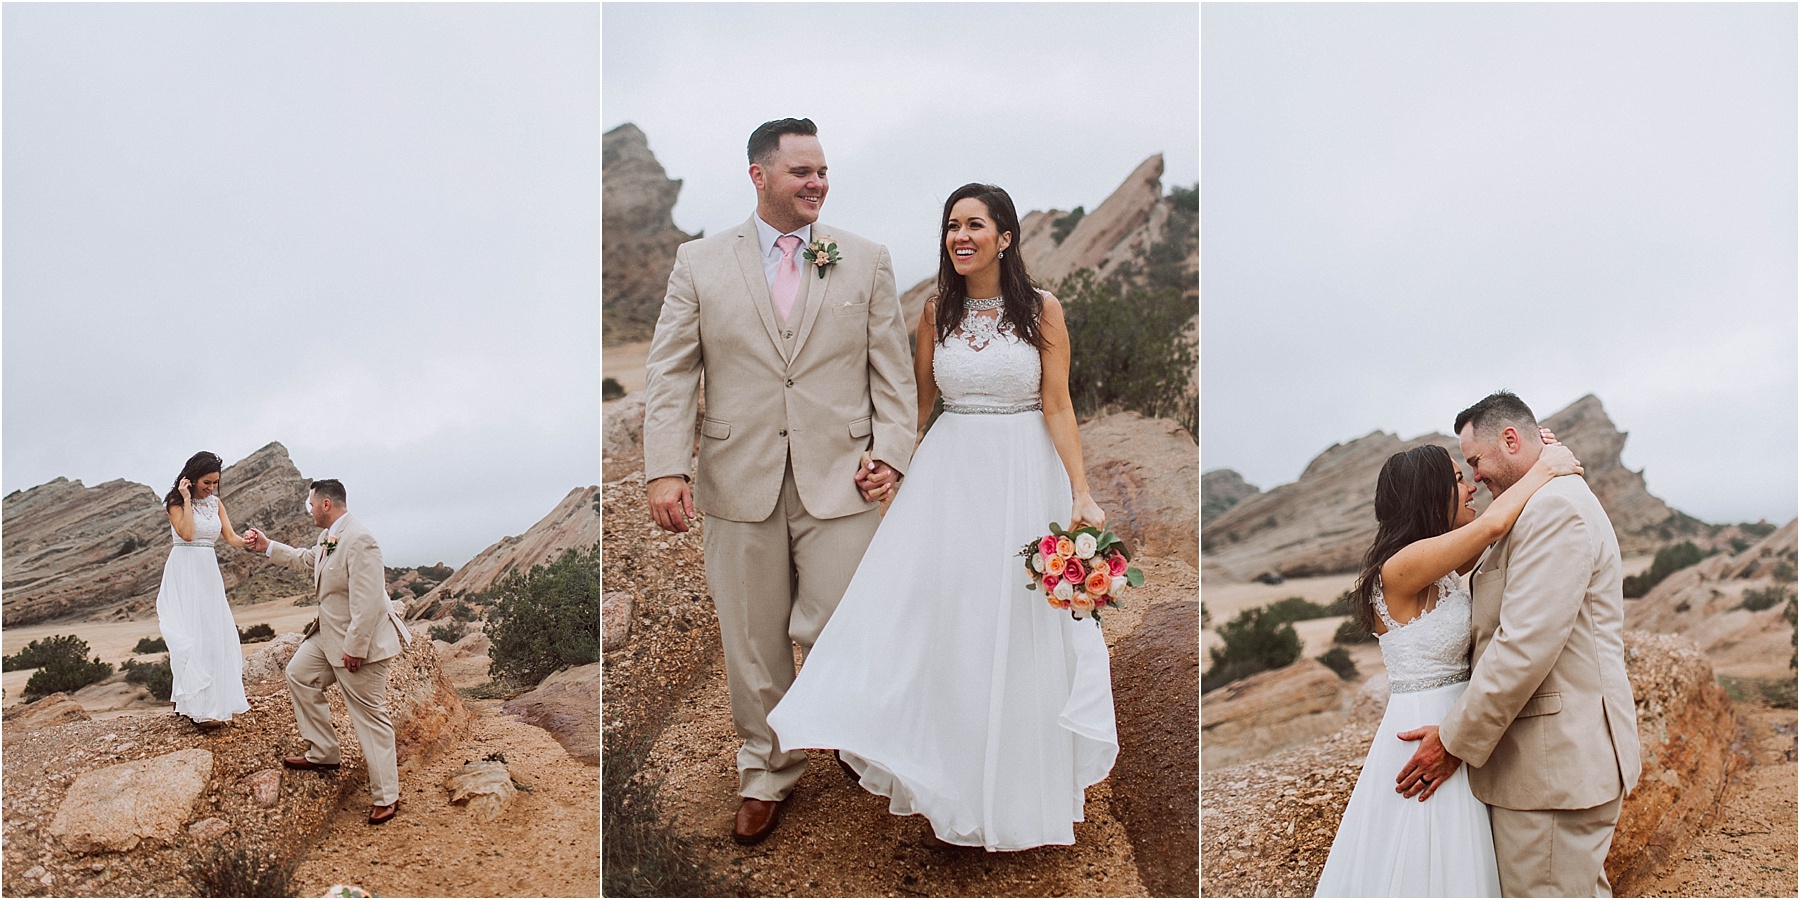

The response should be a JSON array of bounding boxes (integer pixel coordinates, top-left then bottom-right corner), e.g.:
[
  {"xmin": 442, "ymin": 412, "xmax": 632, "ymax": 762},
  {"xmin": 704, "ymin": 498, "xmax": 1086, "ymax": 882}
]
[
  {"xmin": 767, "ymin": 410, "xmax": 1119, "ymax": 851},
  {"xmin": 154, "ymin": 545, "xmax": 249, "ymax": 723},
  {"xmin": 1314, "ymin": 680, "xmax": 1501, "ymax": 897}
]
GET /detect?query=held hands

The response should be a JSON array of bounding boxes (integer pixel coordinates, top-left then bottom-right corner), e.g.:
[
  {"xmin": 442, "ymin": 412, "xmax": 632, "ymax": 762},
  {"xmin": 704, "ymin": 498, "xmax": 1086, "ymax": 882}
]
[
  {"xmin": 1395, "ymin": 725, "xmax": 1462, "ymax": 801},
  {"xmin": 243, "ymin": 528, "xmax": 270, "ymax": 553},
  {"xmin": 854, "ymin": 452, "xmax": 900, "ymax": 503},
  {"xmin": 1070, "ymin": 491, "xmax": 1106, "ymax": 530},
  {"xmin": 647, "ymin": 476, "xmax": 696, "ymax": 534}
]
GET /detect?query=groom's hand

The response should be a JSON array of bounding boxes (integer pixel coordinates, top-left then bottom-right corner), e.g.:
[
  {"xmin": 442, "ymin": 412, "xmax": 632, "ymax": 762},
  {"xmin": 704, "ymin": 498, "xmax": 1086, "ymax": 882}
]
[
  {"xmin": 1395, "ymin": 725, "xmax": 1462, "ymax": 801},
  {"xmin": 647, "ymin": 476, "xmax": 695, "ymax": 533},
  {"xmin": 244, "ymin": 529, "xmax": 269, "ymax": 552},
  {"xmin": 854, "ymin": 452, "xmax": 899, "ymax": 502}
]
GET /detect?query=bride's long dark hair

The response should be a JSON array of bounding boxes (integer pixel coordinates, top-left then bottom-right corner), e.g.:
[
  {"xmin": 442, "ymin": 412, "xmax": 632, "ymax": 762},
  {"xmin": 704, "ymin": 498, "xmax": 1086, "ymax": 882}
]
[
  {"xmin": 164, "ymin": 451, "xmax": 223, "ymax": 509},
  {"xmin": 932, "ymin": 183, "xmax": 1046, "ymax": 350},
  {"xmin": 1349, "ymin": 445, "xmax": 1460, "ymax": 637}
]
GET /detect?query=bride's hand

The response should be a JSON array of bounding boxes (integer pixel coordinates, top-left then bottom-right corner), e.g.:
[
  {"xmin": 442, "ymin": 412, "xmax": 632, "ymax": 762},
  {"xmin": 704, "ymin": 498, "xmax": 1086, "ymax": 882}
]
[
  {"xmin": 1070, "ymin": 492, "xmax": 1106, "ymax": 530},
  {"xmin": 178, "ymin": 478, "xmax": 192, "ymax": 501},
  {"xmin": 1539, "ymin": 426, "xmax": 1559, "ymax": 445},
  {"xmin": 1538, "ymin": 442, "xmax": 1582, "ymax": 477}
]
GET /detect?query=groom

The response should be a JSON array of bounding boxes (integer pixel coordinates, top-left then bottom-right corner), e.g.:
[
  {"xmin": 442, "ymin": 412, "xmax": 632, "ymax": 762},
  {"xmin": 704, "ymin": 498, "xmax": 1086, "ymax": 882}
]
[
  {"xmin": 642, "ymin": 117, "xmax": 916, "ymax": 844},
  {"xmin": 1396, "ymin": 391, "xmax": 1641, "ymax": 897},
  {"xmin": 244, "ymin": 479, "xmax": 411, "ymax": 825}
]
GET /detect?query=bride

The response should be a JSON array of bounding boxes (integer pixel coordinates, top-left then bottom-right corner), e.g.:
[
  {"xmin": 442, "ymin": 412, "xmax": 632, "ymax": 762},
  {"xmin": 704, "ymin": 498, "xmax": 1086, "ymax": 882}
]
[
  {"xmin": 1313, "ymin": 430, "xmax": 1578, "ymax": 896},
  {"xmin": 156, "ymin": 451, "xmax": 251, "ymax": 726},
  {"xmin": 768, "ymin": 182, "xmax": 1118, "ymax": 850}
]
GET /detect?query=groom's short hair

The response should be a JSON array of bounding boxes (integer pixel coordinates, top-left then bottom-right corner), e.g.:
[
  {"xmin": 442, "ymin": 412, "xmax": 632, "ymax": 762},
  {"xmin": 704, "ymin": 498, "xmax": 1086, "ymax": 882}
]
[
  {"xmin": 747, "ymin": 118, "xmax": 818, "ymax": 166},
  {"xmin": 1455, "ymin": 391, "xmax": 1538, "ymax": 440},
  {"xmin": 310, "ymin": 479, "xmax": 348, "ymax": 506}
]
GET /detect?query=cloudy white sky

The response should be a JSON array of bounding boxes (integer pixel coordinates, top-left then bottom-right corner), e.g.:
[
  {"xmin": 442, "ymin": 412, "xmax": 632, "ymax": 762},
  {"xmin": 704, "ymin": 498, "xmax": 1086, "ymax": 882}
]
[
  {"xmin": 602, "ymin": 2, "xmax": 1198, "ymax": 291},
  {"xmin": 1203, "ymin": 3, "xmax": 1797, "ymax": 526},
  {"xmin": 4, "ymin": 4, "xmax": 599, "ymax": 566}
]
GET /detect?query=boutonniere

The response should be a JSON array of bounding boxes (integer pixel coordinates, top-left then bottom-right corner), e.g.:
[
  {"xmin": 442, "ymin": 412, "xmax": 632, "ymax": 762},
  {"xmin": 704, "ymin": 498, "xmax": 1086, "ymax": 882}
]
[
  {"xmin": 802, "ymin": 238, "xmax": 840, "ymax": 279},
  {"xmin": 319, "ymin": 534, "xmax": 340, "ymax": 556}
]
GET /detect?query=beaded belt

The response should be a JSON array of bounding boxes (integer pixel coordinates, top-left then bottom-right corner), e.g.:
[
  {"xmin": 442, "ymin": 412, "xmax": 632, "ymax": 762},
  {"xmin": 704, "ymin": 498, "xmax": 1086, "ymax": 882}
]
[
  {"xmin": 942, "ymin": 401, "xmax": 1042, "ymax": 415},
  {"xmin": 172, "ymin": 539, "xmax": 216, "ymax": 548},
  {"xmin": 1390, "ymin": 671, "xmax": 1470, "ymax": 694}
]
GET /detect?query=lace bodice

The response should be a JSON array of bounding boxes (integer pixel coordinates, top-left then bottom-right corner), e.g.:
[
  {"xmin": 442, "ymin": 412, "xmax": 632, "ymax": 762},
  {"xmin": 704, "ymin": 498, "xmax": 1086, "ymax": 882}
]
[
  {"xmin": 1374, "ymin": 573, "xmax": 1472, "ymax": 693},
  {"xmin": 931, "ymin": 306, "xmax": 1041, "ymax": 412},
  {"xmin": 172, "ymin": 495, "xmax": 222, "ymax": 546}
]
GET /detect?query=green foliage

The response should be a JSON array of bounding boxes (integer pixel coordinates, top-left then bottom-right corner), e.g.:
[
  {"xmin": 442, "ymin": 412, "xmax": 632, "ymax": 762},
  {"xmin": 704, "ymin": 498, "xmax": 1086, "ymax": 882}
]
[
  {"xmin": 1717, "ymin": 674, "xmax": 1798, "ymax": 709},
  {"xmin": 1623, "ymin": 541, "xmax": 1707, "ymax": 598},
  {"xmin": 1334, "ymin": 617, "xmax": 1377, "ymax": 645},
  {"xmin": 429, "ymin": 620, "xmax": 469, "ymax": 644},
  {"xmin": 23, "ymin": 653, "xmax": 113, "ymax": 701},
  {"xmin": 1741, "ymin": 583, "xmax": 1794, "ymax": 613},
  {"xmin": 1168, "ymin": 183, "xmax": 1198, "ymax": 214},
  {"xmin": 133, "ymin": 636, "xmax": 168, "ymax": 655},
  {"xmin": 417, "ymin": 563, "xmax": 455, "ymax": 581},
  {"xmin": 188, "ymin": 844, "xmax": 296, "ymax": 898},
  {"xmin": 122, "ymin": 657, "xmax": 174, "ymax": 702},
  {"xmin": 408, "ymin": 581, "xmax": 435, "ymax": 597},
  {"xmin": 1740, "ymin": 520, "xmax": 1779, "ymax": 539},
  {"xmin": 486, "ymin": 542, "xmax": 601, "ymax": 687},
  {"xmin": 1771, "ymin": 560, "xmax": 1796, "ymax": 584},
  {"xmin": 1201, "ymin": 604, "xmax": 1212, "ymax": 629},
  {"xmin": 3, "ymin": 634, "xmax": 92, "ymax": 672},
  {"xmin": 448, "ymin": 600, "xmax": 475, "ymax": 623},
  {"xmin": 1786, "ymin": 591, "xmax": 1796, "ymax": 671},
  {"xmin": 237, "ymin": 623, "xmax": 275, "ymax": 644},
  {"xmin": 1050, "ymin": 206, "xmax": 1086, "ymax": 245},
  {"xmin": 1056, "ymin": 268, "xmax": 1197, "ymax": 435},
  {"xmin": 1202, "ymin": 607, "xmax": 1301, "ymax": 694},
  {"xmin": 1316, "ymin": 646, "xmax": 1358, "ymax": 680},
  {"xmin": 603, "ymin": 736, "xmax": 732, "ymax": 897},
  {"xmin": 603, "ymin": 377, "xmax": 626, "ymax": 401},
  {"xmin": 1262, "ymin": 596, "xmax": 1341, "ymax": 624}
]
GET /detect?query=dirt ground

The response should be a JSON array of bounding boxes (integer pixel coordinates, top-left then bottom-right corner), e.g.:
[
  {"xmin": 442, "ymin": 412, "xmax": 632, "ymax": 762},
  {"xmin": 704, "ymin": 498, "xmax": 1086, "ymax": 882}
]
[{"xmin": 602, "ymin": 339, "xmax": 652, "ymax": 399}]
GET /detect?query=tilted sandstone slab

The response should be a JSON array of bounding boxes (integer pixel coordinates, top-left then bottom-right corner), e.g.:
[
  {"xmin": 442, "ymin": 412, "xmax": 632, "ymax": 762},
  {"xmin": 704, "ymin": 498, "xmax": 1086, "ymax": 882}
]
[
  {"xmin": 48, "ymin": 748, "xmax": 214, "ymax": 853},
  {"xmin": 1626, "ymin": 518, "xmax": 1799, "ymax": 678},
  {"xmin": 502, "ymin": 662, "xmax": 599, "ymax": 765},
  {"xmin": 406, "ymin": 486, "xmax": 599, "ymax": 620},
  {"xmin": 1200, "ymin": 632, "xmax": 1747, "ymax": 897},
  {"xmin": 1201, "ymin": 658, "xmax": 1355, "ymax": 770},
  {"xmin": 1082, "ymin": 411, "xmax": 1199, "ymax": 568}
]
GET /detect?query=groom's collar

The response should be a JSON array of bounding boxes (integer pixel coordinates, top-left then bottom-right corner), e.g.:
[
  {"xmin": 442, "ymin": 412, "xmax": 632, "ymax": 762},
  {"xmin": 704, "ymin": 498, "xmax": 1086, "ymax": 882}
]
[
  {"xmin": 753, "ymin": 215, "xmax": 811, "ymax": 259},
  {"xmin": 327, "ymin": 512, "xmax": 354, "ymax": 538}
]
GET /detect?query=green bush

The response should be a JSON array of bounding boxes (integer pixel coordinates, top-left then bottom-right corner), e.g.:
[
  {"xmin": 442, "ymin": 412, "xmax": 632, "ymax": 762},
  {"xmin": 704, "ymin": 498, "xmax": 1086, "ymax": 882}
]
[
  {"xmin": 133, "ymin": 636, "xmax": 168, "ymax": 654},
  {"xmin": 1741, "ymin": 584, "xmax": 1793, "ymax": 613},
  {"xmin": 487, "ymin": 542, "xmax": 600, "ymax": 687},
  {"xmin": 1050, "ymin": 206, "xmax": 1086, "ymax": 245},
  {"xmin": 3, "ymin": 634, "xmax": 92, "ymax": 672},
  {"xmin": 1263, "ymin": 596, "xmax": 1342, "ymax": 624},
  {"xmin": 237, "ymin": 623, "xmax": 276, "ymax": 644},
  {"xmin": 23, "ymin": 653, "xmax": 113, "ymax": 701},
  {"xmin": 1202, "ymin": 607, "xmax": 1300, "ymax": 694},
  {"xmin": 603, "ymin": 377, "xmax": 627, "ymax": 401},
  {"xmin": 1316, "ymin": 646, "xmax": 1358, "ymax": 680},
  {"xmin": 1168, "ymin": 183, "xmax": 1198, "ymax": 214},
  {"xmin": 448, "ymin": 600, "xmax": 475, "ymax": 623},
  {"xmin": 1334, "ymin": 618, "xmax": 1376, "ymax": 645},
  {"xmin": 417, "ymin": 563, "xmax": 455, "ymax": 581},
  {"xmin": 603, "ymin": 737, "xmax": 731, "ymax": 897},
  {"xmin": 429, "ymin": 620, "xmax": 468, "ymax": 644},
  {"xmin": 1623, "ymin": 541, "xmax": 1708, "ymax": 598},
  {"xmin": 1057, "ymin": 268, "xmax": 1196, "ymax": 433},
  {"xmin": 1771, "ymin": 560, "xmax": 1796, "ymax": 584},
  {"xmin": 122, "ymin": 657, "xmax": 174, "ymax": 702},
  {"xmin": 408, "ymin": 581, "xmax": 435, "ymax": 597}
]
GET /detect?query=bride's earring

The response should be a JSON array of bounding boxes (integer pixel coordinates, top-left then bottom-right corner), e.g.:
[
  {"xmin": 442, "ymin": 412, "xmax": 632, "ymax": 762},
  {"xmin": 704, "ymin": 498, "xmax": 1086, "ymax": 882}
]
[{"xmin": 999, "ymin": 249, "xmax": 1005, "ymax": 259}]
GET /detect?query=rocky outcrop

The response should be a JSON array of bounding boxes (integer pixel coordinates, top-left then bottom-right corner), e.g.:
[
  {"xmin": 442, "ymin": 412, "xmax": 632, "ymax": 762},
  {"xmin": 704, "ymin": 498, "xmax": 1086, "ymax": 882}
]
[
  {"xmin": 1109, "ymin": 594, "xmax": 1200, "ymax": 896},
  {"xmin": 1205, "ymin": 395, "xmax": 1710, "ymax": 581},
  {"xmin": 2, "ymin": 443, "xmax": 317, "ymax": 626},
  {"xmin": 406, "ymin": 486, "xmax": 600, "ymax": 619},
  {"xmin": 1201, "ymin": 658, "xmax": 1356, "ymax": 769},
  {"xmin": 1082, "ymin": 412, "xmax": 1199, "ymax": 567},
  {"xmin": 47, "ymin": 749, "xmax": 214, "ymax": 853},
  {"xmin": 1626, "ymin": 518, "xmax": 1798, "ymax": 678},
  {"xmin": 603, "ymin": 123, "xmax": 698, "ymax": 345},
  {"xmin": 1199, "ymin": 632, "xmax": 1748, "ymax": 896},
  {"xmin": 501, "ymin": 662, "xmax": 598, "ymax": 765},
  {"xmin": 1202, "ymin": 469, "xmax": 1259, "ymax": 527},
  {"xmin": 2, "ymin": 693, "xmax": 91, "ymax": 733}
]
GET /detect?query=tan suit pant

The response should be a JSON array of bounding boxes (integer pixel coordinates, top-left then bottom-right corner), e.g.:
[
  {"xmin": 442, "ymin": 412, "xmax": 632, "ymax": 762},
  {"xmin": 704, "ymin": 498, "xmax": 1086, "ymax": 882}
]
[
  {"xmin": 286, "ymin": 638, "xmax": 400, "ymax": 806},
  {"xmin": 704, "ymin": 460, "xmax": 880, "ymax": 800},
  {"xmin": 1491, "ymin": 792, "xmax": 1623, "ymax": 898}
]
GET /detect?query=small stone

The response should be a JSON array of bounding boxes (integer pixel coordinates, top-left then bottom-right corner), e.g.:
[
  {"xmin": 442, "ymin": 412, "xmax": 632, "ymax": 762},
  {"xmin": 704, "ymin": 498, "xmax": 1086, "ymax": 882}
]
[{"xmin": 22, "ymin": 866, "xmax": 44, "ymax": 880}]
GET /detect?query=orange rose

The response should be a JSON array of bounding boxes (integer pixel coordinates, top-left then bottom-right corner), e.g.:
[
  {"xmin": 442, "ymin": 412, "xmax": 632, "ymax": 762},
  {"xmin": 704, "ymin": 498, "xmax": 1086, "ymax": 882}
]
[
  {"xmin": 1046, "ymin": 555, "xmax": 1066, "ymax": 577},
  {"xmin": 1086, "ymin": 569, "xmax": 1111, "ymax": 596},
  {"xmin": 1055, "ymin": 536, "xmax": 1075, "ymax": 558}
]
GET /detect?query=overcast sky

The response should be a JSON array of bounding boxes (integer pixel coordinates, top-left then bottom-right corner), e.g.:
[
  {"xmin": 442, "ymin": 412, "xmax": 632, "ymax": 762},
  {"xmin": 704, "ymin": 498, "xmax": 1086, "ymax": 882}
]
[
  {"xmin": 1203, "ymin": 3, "xmax": 1797, "ymax": 527},
  {"xmin": 602, "ymin": 2, "xmax": 1198, "ymax": 292},
  {"xmin": 3, "ymin": 3, "xmax": 599, "ymax": 566}
]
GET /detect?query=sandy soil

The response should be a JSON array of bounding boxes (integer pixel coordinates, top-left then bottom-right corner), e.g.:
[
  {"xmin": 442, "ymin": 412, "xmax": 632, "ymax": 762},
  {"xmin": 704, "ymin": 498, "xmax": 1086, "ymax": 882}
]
[{"xmin": 603, "ymin": 339, "xmax": 652, "ymax": 403}]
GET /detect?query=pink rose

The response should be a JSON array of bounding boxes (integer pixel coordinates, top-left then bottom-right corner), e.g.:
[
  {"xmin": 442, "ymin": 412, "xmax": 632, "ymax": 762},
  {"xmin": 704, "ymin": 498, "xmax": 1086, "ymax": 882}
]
[
  {"xmin": 1042, "ymin": 575, "xmax": 1060, "ymax": 594},
  {"xmin": 1064, "ymin": 558, "xmax": 1087, "ymax": 585},
  {"xmin": 1040, "ymin": 535, "xmax": 1059, "ymax": 557},
  {"xmin": 1108, "ymin": 553, "xmax": 1128, "ymax": 577}
]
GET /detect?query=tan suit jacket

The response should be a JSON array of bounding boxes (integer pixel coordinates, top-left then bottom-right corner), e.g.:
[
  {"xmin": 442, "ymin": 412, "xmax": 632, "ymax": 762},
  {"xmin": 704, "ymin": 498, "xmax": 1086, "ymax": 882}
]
[
  {"xmin": 642, "ymin": 217, "xmax": 916, "ymax": 523},
  {"xmin": 1439, "ymin": 476, "xmax": 1642, "ymax": 811},
  {"xmin": 268, "ymin": 513, "xmax": 410, "ymax": 665}
]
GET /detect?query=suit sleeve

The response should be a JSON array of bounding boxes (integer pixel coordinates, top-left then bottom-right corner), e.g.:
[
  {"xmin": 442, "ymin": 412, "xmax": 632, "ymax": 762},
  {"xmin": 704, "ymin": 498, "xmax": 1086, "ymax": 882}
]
[
  {"xmin": 1439, "ymin": 493, "xmax": 1593, "ymax": 767},
  {"xmin": 643, "ymin": 243, "xmax": 704, "ymax": 483},
  {"xmin": 340, "ymin": 532, "xmax": 389, "ymax": 660},
  {"xmin": 866, "ymin": 244, "xmax": 917, "ymax": 475},
  {"xmin": 267, "ymin": 541, "xmax": 319, "ymax": 576}
]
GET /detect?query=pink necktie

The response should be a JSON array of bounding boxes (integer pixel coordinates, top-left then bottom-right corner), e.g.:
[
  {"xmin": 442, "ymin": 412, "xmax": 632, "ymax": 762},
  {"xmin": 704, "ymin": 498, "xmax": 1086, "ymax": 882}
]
[{"xmin": 773, "ymin": 234, "xmax": 801, "ymax": 322}]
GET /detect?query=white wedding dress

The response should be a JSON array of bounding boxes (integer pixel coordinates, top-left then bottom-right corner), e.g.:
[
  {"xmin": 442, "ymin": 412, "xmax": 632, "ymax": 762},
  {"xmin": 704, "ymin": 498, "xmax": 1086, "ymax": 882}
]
[
  {"xmin": 154, "ymin": 495, "xmax": 249, "ymax": 723},
  {"xmin": 767, "ymin": 301, "xmax": 1119, "ymax": 851},
  {"xmin": 1314, "ymin": 572, "xmax": 1501, "ymax": 897}
]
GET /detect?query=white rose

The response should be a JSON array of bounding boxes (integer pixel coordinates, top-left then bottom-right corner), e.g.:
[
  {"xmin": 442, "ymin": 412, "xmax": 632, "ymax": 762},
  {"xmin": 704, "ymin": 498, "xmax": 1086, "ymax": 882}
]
[
  {"xmin": 1074, "ymin": 533, "xmax": 1098, "ymax": 559},
  {"xmin": 1111, "ymin": 575, "xmax": 1129, "ymax": 595},
  {"xmin": 1053, "ymin": 580, "xmax": 1074, "ymax": 601},
  {"xmin": 1031, "ymin": 552, "xmax": 1046, "ymax": 572}
]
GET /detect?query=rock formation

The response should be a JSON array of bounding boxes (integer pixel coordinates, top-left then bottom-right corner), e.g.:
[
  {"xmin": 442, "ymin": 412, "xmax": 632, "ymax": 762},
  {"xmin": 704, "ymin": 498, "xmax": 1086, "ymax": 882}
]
[
  {"xmin": 1081, "ymin": 412, "xmax": 1199, "ymax": 567},
  {"xmin": 1626, "ymin": 518, "xmax": 1798, "ymax": 678},
  {"xmin": 3, "ymin": 443, "xmax": 317, "ymax": 627},
  {"xmin": 1199, "ymin": 632, "xmax": 1748, "ymax": 897},
  {"xmin": 405, "ymin": 486, "xmax": 600, "ymax": 620},
  {"xmin": 1205, "ymin": 395, "xmax": 1709, "ymax": 581},
  {"xmin": 501, "ymin": 662, "xmax": 598, "ymax": 765},
  {"xmin": 1201, "ymin": 658, "xmax": 1355, "ymax": 769},
  {"xmin": 603, "ymin": 123, "xmax": 698, "ymax": 345},
  {"xmin": 1202, "ymin": 469, "xmax": 1259, "ymax": 526}
]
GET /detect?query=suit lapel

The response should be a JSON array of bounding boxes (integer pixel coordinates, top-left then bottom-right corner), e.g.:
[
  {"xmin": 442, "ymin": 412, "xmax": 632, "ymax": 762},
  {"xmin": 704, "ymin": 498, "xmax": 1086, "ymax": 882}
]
[
  {"xmin": 789, "ymin": 225, "xmax": 833, "ymax": 359},
  {"xmin": 731, "ymin": 219, "xmax": 788, "ymax": 360}
]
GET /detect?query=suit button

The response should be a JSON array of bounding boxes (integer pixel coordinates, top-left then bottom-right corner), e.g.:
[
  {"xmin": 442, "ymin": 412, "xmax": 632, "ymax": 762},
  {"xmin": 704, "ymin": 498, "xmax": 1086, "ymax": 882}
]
[
  {"xmin": 784, "ymin": 331, "xmax": 793, "ymax": 338},
  {"xmin": 785, "ymin": 379, "xmax": 794, "ymax": 387},
  {"xmin": 778, "ymin": 429, "xmax": 787, "ymax": 437}
]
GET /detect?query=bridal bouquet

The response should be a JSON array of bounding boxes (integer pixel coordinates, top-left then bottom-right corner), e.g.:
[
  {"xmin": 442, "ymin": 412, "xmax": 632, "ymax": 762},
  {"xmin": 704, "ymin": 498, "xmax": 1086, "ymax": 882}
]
[{"xmin": 1020, "ymin": 523, "xmax": 1145, "ymax": 622}]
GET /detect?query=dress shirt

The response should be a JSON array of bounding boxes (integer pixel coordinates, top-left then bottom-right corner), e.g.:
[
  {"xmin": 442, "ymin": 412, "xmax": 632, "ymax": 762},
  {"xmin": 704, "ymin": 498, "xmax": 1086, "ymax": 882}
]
[{"xmin": 754, "ymin": 215, "xmax": 812, "ymax": 293}]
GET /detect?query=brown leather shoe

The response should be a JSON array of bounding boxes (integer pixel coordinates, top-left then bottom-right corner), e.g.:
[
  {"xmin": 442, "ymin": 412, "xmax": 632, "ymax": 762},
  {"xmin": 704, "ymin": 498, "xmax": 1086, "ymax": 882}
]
[
  {"xmin": 368, "ymin": 801, "xmax": 398, "ymax": 825},
  {"xmin": 732, "ymin": 797, "xmax": 782, "ymax": 845},
  {"xmin": 281, "ymin": 755, "xmax": 341, "ymax": 771},
  {"xmin": 834, "ymin": 750, "xmax": 860, "ymax": 784}
]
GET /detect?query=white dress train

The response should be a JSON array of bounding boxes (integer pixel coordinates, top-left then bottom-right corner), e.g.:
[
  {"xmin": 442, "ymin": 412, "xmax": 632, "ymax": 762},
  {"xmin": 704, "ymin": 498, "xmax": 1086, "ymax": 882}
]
[
  {"xmin": 154, "ymin": 495, "xmax": 249, "ymax": 723},
  {"xmin": 767, "ymin": 304, "xmax": 1119, "ymax": 851}
]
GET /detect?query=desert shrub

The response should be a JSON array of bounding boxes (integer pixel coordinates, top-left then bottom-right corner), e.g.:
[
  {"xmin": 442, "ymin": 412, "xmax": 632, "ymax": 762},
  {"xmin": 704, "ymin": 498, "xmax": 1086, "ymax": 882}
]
[
  {"xmin": 1772, "ymin": 560, "xmax": 1796, "ymax": 584},
  {"xmin": 1202, "ymin": 607, "xmax": 1300, "ymax": 694},
  {"xmin": 417, "ymin": 563, "xmax": 455, "ymax": 581},
  {"xmin": 114, "ymin": 535, "xmax": 145, "ymax": 558},
  {"xmin": 133, "ymin": 636, "xmax": 168, "ymax": 654},
  {"xmin": 1316, "ymin": 646, "xmax": 1358, "ymax": 680},
  {"xmin": 237, "ymin": 623, "xmax": 275, "ymax": 644},
  {"xmin": 603, "ymin": 377, "xmax": 627, "ymax": 401},
  {"xmin": 1057, "ymin": 268, "xmax": 1196, "ymax": 432},
  {"xmin": 1263, "ymin": 595, "xmax": 1342, "ymax": 624},
  {"xmin": 408, "ymin": 581, "xmax": 434, "ymax": 597},
  {"xmin": 1741, "ymin": 583, "xmax": 1794, "ymax": 613},
  {"xmin": 122, "ymin": 657, "xmax": 174, "ymax": 702},
  {"xmin": 447, "ymin": 600, "xmax": 475, "ymax": 623},
  {"xmin": 3, "ymin": 634, "xmax": 92, "ymax": 672},
  {"xmin": 1785, "ymin": 591, "xmax": 1796, "ymax": 671},
  {"xmin": 1050, "ymin": 206, "xmax": 1085, "ymax": 245},
  {"xmin": 486, "ymin": 542, "xmax": 600, "ymax": 687},
  {"xmin": 603, "ymin": 736, "xmax": 731, "ymax": 897},
  {"xmin": 189, "ymin": 844, "xmax": 296, "ymax": 898},
  {"xmin": 1334, "ymin": 618, "xmax": 1376, "ymax": 645},
  {"xmin": 1623, "ymin": 541, "xmax": 1707, "ymax": 598},
  {"xmin": 1740, "ymin": 520, "xmax": 1779, "ymax": 539},
  {"xmin": 1169, "ymin": 183, "xmax": 1198, "ymax": 214},
  {"xmin": 429, "ymin": 620, "xmax": 468, "ymax": 644},
  {"xmin": 23, "ymin": 653, "xmax": 113, "ymax": 701}
]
